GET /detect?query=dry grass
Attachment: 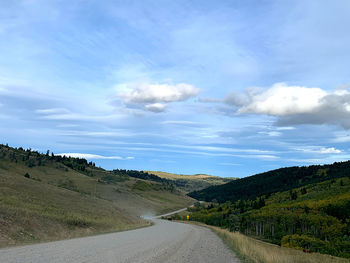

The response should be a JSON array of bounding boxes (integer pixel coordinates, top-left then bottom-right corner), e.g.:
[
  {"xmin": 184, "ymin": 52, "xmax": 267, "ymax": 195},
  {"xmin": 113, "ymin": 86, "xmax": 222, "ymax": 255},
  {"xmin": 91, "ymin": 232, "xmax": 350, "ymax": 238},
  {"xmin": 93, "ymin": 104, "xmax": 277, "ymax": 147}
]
[
  {"xmin": 211, "ymin": 227, "xmax": 350, "ymax": 263},
  {"xmin": 147, "ymin": 171, "xmax": 214, "ymax": 179}
]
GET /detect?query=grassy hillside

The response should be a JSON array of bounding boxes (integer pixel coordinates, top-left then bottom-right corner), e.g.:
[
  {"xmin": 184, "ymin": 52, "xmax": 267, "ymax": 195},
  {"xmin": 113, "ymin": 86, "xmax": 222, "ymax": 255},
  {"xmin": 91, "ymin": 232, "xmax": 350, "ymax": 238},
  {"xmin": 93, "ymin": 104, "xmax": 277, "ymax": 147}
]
[
  {"xmin": 182, "ymin": 162, "xmax": 350, "ymax": 258},
  {"xmin": 0, "ymin": 144, "xmax": 194, "ymax": 247},
  {"xmin": 147, "ymin": 170, "xmax": 234, "ymax": 192}
]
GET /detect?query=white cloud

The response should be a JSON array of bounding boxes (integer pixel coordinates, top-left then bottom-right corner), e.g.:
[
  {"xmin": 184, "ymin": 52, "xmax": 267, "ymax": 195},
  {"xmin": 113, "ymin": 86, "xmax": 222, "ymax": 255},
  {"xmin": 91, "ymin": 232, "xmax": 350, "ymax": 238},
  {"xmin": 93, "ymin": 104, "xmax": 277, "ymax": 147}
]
[
  {"xmin": 227, "ymin": 82, "xmax": 350, "ymax": 129},
  {"xmin": 276, "ymin": 126, "xmax": 296, "ymax": 130},
  {"xmin": 57, "ymin": 153, "xmax": 134, "ymax": 160},
  {"xmin": 145, "ymin": 103, "xmax": 166, "ymax": 112},
  {"xmin": 237, "ymin": 83, "xmax": 326, "ymax": 115},
  {"xmin": 288, "ymin": 158, "xmax": 325, "ymax": 164},
  {"xmin": 319, "ymin": 147, "xmax": 341, "ymax": 154},
  {"xmin": 39, "ymin": 112, "xmax": 125, "ymax": 122},
  {"xmin": 288, "ymin": 154, "xmax": 350, "ymax": 164},
  {"xmin": 294, "ymin": 146, "xmax": 342, "ymax": 154},
  {"xmin": 259, "ymin": 131, "xmax": 282, "ymax": 137},
  {"xmin": 116, "ymin": 82, "xmax": 199, "ymax": 113},
  {"xmin": 36, "ymin": 108, "xmax": 70, "ymax": 114}
]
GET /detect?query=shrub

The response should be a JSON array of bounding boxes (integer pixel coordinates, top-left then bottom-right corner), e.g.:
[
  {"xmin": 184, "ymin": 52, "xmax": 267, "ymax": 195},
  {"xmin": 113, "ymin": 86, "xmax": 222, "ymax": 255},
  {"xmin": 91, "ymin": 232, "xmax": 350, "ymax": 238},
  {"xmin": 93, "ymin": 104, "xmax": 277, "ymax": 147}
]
[
  {"xmin": 58, "ymin": 179, "xmax": 78, "ymax": 192},
  {"xmin": 66, "ymin": 216, "xmax": 91, "ymax": 227}
]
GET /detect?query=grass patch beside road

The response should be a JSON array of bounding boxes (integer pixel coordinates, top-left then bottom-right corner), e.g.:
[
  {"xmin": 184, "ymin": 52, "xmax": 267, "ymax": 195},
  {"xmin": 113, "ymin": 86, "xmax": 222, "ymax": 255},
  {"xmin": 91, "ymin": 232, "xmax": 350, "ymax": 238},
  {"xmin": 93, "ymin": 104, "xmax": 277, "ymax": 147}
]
[
  {"xmin": 177, "ymin": 220, "xmax": 350, "ymax": 263},
  {"xmin": 212, "ymin": 227, "xmax": 350, "ymax": 263}
]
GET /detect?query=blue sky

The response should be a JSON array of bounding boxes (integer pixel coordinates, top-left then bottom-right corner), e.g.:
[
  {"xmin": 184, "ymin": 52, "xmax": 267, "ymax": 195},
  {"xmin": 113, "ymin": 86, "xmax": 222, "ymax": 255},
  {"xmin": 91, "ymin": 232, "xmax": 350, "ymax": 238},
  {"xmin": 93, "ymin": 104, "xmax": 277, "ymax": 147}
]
[{"xmin": 1, "ymin": 0, "xmax": 350, "ymax": 177}]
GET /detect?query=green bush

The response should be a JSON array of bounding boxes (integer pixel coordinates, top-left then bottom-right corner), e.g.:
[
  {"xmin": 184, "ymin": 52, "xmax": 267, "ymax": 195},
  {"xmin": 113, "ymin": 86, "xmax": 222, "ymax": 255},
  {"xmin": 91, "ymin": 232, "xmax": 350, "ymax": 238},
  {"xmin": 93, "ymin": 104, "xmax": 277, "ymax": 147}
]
[
  {"xmin": 132, "ymin": 181, "xmax": 152, "ymax": 191},
  {"xmin": 100, "ymin": 174, "xmax": 126, "ymax": 184},
  {"xmin": 58, "ymin": 179, "xmax": 78, "ymax": 192},
  {"xmin": 282, "ymin": 234, "xmax": 326, "ymax": 251},
  {"xmin": 281, "ymin": 234, "xmax": 350, "ymax": 257}
]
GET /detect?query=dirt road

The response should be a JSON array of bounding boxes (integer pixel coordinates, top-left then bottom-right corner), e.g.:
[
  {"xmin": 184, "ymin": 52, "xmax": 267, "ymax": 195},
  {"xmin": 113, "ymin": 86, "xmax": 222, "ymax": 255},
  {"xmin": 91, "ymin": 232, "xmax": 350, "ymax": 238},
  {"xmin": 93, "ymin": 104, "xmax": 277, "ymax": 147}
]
[{"xmin": 0, "ymin": 218, "xmax": 240, "ymax": 263}]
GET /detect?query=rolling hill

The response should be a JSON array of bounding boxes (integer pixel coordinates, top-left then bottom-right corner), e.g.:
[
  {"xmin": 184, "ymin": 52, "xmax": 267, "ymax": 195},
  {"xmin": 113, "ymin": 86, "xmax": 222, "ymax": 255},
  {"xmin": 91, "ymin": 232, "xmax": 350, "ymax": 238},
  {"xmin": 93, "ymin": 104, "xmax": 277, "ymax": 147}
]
[
  {"xmin": 146, "ymin": 171, "xmax": 235, "ymax": 192},
  {"xmin": 0, "ymin": 144, "xmax": 194, "ymax": 247}
]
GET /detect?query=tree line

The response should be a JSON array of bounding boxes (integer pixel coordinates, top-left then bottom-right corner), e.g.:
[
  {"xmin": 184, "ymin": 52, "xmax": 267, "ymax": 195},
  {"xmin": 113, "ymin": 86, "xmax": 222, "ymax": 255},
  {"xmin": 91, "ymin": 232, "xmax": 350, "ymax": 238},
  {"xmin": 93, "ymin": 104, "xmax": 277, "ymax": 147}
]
[{"xmin": 0, "ymin": 144, "xmax": 96, "ymax": 173}]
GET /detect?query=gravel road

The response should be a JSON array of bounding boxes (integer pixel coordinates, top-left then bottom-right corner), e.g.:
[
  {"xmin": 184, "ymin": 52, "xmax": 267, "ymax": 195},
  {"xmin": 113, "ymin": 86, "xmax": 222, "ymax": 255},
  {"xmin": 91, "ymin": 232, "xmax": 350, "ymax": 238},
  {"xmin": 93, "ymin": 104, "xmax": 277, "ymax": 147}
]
[{"xmin": 0, "ymin": 218, "xmax": 240, "ymax": 263}]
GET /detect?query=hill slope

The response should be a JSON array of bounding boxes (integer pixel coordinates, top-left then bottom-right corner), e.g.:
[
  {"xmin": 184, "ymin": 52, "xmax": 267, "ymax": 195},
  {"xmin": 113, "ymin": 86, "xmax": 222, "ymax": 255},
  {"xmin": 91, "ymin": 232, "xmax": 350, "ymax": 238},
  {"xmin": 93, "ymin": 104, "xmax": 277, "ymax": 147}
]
[
  {"xmin": 0, "ymin": 144, "xmax": 193, "ymax": 247},
  {"xmin": 147, "ymin": 171, "xmax": 234, "ymax": 192}
]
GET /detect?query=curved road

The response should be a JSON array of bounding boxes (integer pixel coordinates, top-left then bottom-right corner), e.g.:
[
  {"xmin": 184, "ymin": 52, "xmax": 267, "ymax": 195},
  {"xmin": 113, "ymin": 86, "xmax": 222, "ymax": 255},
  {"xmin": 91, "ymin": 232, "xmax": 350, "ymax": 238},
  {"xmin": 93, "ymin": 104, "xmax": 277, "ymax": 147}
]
[{"xmin": 0, "ymin": 216, "xmax": 240, "ymax": 263}]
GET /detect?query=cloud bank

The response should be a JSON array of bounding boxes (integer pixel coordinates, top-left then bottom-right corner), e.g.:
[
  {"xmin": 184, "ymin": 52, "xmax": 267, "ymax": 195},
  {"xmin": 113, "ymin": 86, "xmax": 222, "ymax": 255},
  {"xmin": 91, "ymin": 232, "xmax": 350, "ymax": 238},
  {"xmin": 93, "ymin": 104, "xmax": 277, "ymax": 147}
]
[{"xmin": 227, "ymin": 83, "xmax": 350, "ymax": 129}]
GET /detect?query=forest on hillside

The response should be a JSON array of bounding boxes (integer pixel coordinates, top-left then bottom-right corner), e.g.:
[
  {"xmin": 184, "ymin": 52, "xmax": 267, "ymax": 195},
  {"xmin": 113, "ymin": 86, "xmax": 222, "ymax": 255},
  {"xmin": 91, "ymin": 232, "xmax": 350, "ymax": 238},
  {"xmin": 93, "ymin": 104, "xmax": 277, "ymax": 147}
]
[
  {"xmin": 0, "ymin": 143, "xmax": 97, "ymax": 173},
  {"xmin": 189, "ymin": 162, "xmax": 350, "ymax": 203},
  {"xmin": 0, "ymin": 144, "xmax": 173, "ymax": 186},
  {"xmin": 182, "ymin": 162, "xmax": 350, "ymax": 258}
]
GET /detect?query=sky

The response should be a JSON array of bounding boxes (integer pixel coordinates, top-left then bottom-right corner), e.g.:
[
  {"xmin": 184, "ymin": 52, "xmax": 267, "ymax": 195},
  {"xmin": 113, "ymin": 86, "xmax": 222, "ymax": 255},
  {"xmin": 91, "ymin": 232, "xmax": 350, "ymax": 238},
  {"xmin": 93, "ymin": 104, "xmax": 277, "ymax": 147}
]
[{"xmin": 1, "ymin": 0, "xmax": 350, "ymax": 177}]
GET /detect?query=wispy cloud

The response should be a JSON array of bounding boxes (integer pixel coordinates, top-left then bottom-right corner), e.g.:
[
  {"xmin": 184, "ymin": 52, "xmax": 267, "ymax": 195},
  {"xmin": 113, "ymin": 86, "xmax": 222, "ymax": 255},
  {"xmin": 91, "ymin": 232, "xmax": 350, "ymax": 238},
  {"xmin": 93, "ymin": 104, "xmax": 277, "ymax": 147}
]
[
  {"xmin": 36, "ymin": 108, "xmax": 70, "ymax": 114},
  {"xmin": 57, "ymin": 153, "xmax": 134, "ymax": 160},
  {"xmin": 294, "ymin": 146, "xmax": 342, "ymax": 154},
  {"xmin": 276, "ymin": 127, "xmax": 296, "ymax": 131},
  {"xmin": 288, "ymin": 154, "xmax": 350, "ymax": 164},
  {"xmin": 219, "ymin": 162, "xmax": 240, "ymax": 166},
  {"xmin": 57, "ymin": 130, "xmax": 137, "ymax": 138},
  {"xmin": 162, "ymin": 120, "xmax": 201, "ymax": 126},
  {"xmin": 318, "ymin": 147, "xmax": 342, "ymax": 154},
  {"xmin": 111, "ymin": 145, "xmax": 279, "ymax": 160},
  {"xmin": 258, "ymin": 131, "xmax": 282, "ymax": 137}
]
